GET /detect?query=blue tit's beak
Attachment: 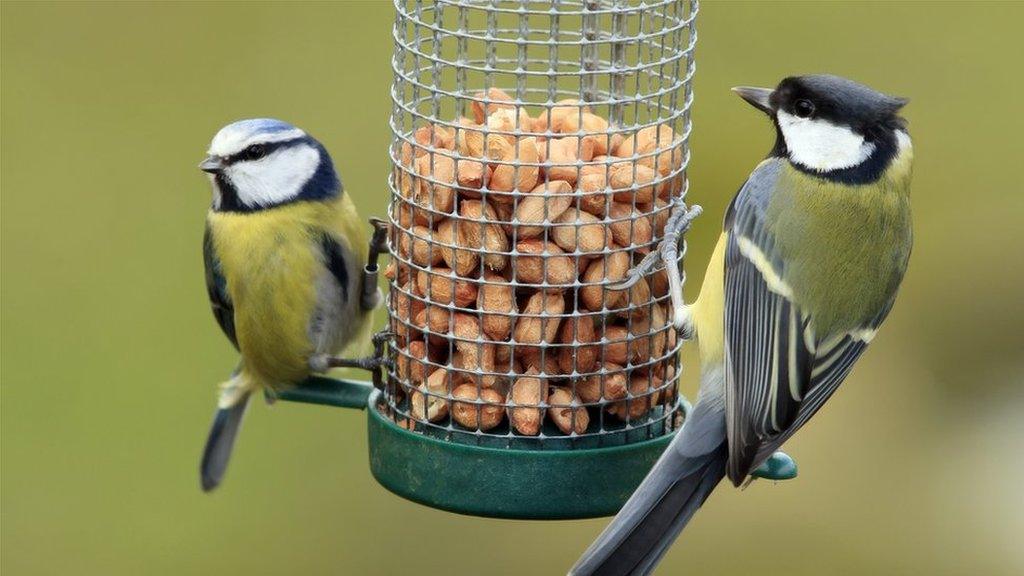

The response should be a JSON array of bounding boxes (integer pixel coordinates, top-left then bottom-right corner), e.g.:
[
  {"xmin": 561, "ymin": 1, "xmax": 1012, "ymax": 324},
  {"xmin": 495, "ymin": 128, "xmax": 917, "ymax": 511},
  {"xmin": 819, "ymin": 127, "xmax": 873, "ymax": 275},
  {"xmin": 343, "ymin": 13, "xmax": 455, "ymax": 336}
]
[
  {"xmin": 199, "ymin": 155, "xmax": 225, "ymax": 174},
  {"xmin": 732, "ymin": 86, "xmax": 774, "ymax": 114}
]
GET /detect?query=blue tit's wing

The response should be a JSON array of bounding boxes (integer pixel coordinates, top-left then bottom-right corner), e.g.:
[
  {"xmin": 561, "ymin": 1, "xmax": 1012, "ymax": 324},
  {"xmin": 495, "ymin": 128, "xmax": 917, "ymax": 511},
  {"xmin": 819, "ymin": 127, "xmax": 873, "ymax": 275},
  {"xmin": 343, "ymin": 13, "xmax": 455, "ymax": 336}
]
[
  {"xmin": 722, "ymin": 160, "xmax": 882, "ymax": 486},
  {"xmin": 319, "ymin": 234, "xmax": 351, "ymax": 305},
  {"xmin": 203, "ymin": 225, "xmax": 238, "ymax": 350}
]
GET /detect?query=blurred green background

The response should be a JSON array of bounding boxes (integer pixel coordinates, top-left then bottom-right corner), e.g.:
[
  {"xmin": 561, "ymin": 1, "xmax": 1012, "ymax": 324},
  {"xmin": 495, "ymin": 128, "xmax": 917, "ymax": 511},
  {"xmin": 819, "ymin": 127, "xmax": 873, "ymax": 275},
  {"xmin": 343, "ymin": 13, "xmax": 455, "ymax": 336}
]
[{"xmin": 3, "ymin": 2, "xmax": 1022, "ymax": 575}]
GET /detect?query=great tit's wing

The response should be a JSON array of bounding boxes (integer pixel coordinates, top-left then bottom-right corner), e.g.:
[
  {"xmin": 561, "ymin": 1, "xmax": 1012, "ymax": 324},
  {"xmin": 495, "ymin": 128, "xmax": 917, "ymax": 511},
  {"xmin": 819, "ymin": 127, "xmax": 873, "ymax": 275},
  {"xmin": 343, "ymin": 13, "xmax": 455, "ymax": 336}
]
[
  {"xmin": 722, "ymin": 160, "xmax": 883, "ymax": 485},
  {"xmin": 203, "ymin": 225, "xmax": 238, "ymax": 350}
]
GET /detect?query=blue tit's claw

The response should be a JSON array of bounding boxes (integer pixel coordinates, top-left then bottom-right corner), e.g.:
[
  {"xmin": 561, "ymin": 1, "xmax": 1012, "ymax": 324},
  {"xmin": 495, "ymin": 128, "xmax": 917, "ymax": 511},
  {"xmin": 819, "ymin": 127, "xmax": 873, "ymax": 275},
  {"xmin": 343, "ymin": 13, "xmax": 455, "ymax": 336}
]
[
  {"xmin": 263, "ymin": 387, "xmax": 279, "ymax": 405},
  {"xmin": 750, "ymin": 451, "xmax": 799, "ymax": 481},
  {"xmin": 309, "ymin": 354, "xmax": 330, "ymax": 373}
]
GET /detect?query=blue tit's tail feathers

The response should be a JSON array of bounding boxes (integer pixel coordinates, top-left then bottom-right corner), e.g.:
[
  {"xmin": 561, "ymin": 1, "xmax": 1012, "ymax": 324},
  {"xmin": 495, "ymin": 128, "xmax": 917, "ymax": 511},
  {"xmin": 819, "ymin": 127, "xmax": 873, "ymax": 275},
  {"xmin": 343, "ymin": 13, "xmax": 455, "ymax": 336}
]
[
  {"xmin": 570, "ymin": 405, "xmax": 728, "ymax": 576},
  {"xmin": 200, "ymin": 375, "xmax": 254, "ymax": 492}
]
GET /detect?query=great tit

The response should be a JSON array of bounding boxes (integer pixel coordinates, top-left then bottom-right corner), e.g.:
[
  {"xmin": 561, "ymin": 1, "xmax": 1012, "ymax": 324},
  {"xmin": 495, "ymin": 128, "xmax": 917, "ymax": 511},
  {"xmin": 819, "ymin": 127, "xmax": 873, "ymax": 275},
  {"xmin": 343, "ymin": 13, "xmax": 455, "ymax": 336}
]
[
  {"xmin": 197, "ymin": 119, "xmax": 385, "ymax": 492},
  {"xmin": 571, "ymin": 74, "xmax": 913, "ymax": 575}
]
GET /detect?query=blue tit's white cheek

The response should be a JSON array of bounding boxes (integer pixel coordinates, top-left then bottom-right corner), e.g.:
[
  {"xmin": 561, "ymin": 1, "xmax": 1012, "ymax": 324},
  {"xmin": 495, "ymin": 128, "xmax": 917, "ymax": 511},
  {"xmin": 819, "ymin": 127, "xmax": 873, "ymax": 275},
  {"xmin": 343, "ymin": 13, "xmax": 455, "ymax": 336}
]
[
  {"xmin": 226, "ymin": 144, "xmax": 320, "ymax": 208},
  {"xmin": 777, "ymin": 111, "xmax": 876, "ymax": 172}
]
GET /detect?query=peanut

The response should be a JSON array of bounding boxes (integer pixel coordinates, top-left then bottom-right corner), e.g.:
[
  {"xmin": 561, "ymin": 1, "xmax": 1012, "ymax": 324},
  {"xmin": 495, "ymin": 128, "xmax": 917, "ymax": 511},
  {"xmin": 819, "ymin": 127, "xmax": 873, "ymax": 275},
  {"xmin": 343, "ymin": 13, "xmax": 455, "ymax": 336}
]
[
  {"xmin": 410, "ymin": 368, "xmax": 451, "ymax": 422},
  {"xmin": 537, "ymin": 99, "xmax": 591, "ymax": 133},
  {"xmin": 509, "ymin": 368, "xmax": 547, "ymax": 435},
  {"xmin": 557, "ymin": 315, "xmax": 599, "ymax": 375},
  {"xmin": 414, "ymin": 124, "xmax": 455, "ymax": 152},
  {"xmin": 490, "ymin": 136, "xmax": 540, "ymax": 194},
  {"xmin": 456, "ymin": 118, "xmax": 485, "ymax": 158},
  {"xmin": 607, "ymin": 202, "xmax": 654, "ymax": 248},
  {"xmin": 514, "ymin": 239, "xmax": 576, "ymax": 286},
  {"xmin": 451, "ymin": 384, "xmax": 506, "ymax": 431},
  {"xmin": 416, "ymin": 267, "xmax": 478, "ymax": 308},
  {"xmin": 396, "ymin": 340, "xmax": 431, "ymax": 384},
  {"xmin": 471, "ymin": 87, "xmax": 515, "ymax": 124},
  {"xmin": 477, "ymin": 272, "xmax": 516, "ymax": 340},
  {"xmin": 578, "ymin": 362, "xmax": 628, "ymax": 404},
  {"xmin": 551, "ymin": 208, "xmax": 608, "ymax": 254},
  {"xmin": 512, "ymin": 180, "xmax": 573, "ymax": 238},
  {"xmin": 459, "ymin": 200, "xmax": 509, "ymax": 271},
  {"xmin": 579, "ymin": 250, "xmax": 630, "ymax": 311},
  {"xmin": 577, "ymin": 172, "xmax": 609, "ymax": 217},
  {"xmin": 400, "ymin": 225, "xmax": 443, "ymax": 267},
  {"xmin": 609, "ymin": 163, "xmax": 659, "ymax": 205},
  {"xmin": 601, "ymin": 326, "xmax": 630, "ymax": 365},
  {"xmin": 608, "ymin": 374, "xmax": 655, "ymax": 421},
  {"xmin": 436, "ymin": 218, "xmax": 480, "ymax": 276},
  {"xmin": 547, "ymin": 137, "xmax": 596, "ymax": 182},
  {"xmin": 547, "ymin": 387, "xmax": 589, "ymax": 435},
  {"xmin": 414, "ymin": 153, "xmax": 456, "ymax": 215},
  {"xmin": 520, "ymin": 346, "xmax": 565, "ymax": 378},
  {"xmin": 513, "ymin": 290, "xmax": 564, "ymax": 345},
  {"xmin": 613, "ymin": 124, "xmax": 683, "ymax": 177}
]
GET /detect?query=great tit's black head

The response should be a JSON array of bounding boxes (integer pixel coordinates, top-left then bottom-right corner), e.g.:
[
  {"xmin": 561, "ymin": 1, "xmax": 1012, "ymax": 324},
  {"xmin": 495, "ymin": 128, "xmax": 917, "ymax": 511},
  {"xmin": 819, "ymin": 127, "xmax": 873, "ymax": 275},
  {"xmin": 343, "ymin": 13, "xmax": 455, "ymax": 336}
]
[
  {"xmin": 199, "ymin": 118, "xmax": 341, "ymax": 213},
  {"xmin": 733, "ymin": 75, "xmax": 910, "ymax": 180},
  {"xmin": 770, "ymin": 75, "xmax": 908, "ymax": 135}
]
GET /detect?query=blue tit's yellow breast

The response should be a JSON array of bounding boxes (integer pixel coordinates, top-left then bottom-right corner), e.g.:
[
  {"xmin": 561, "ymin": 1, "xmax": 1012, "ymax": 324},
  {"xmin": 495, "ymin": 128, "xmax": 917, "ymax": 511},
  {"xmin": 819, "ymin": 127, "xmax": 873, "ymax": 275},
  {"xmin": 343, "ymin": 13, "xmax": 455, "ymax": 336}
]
[{"xmin": 207, "ymin": 199, "xmax": 359, "ymax": 385}]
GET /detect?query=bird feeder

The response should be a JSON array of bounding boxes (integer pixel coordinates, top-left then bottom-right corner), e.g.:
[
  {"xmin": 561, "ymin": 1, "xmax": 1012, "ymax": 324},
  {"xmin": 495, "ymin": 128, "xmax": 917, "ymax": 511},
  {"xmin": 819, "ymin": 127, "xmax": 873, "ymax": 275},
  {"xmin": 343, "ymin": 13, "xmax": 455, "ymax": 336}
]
[{"xmin": 279, "ymin": 0, "xmax": 794, "ymax": 520}]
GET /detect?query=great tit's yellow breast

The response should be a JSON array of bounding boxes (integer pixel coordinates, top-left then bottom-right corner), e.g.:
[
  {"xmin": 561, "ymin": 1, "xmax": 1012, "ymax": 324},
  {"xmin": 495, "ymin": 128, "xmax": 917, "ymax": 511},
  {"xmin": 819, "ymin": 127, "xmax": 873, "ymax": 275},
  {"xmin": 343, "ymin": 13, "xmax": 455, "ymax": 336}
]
[
  {"xmin": 208, "ymin": 200, "xmax": 350, "ymax": 385},
  {"xmin": 770, "ymin": 160, "xmax": 912, "ymax": 336},
  {"xmin": 691, "ymin": 233, "xmax": 728, "ymax": 365}
]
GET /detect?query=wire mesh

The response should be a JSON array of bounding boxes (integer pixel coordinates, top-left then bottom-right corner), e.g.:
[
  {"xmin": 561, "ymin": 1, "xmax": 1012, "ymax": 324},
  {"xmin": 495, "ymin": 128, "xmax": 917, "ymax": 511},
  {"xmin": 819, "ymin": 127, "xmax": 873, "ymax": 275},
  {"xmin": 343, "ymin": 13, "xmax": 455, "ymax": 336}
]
[{"xmin": 384, "ymin": 0, "xmax": 698, "ymax": 449}]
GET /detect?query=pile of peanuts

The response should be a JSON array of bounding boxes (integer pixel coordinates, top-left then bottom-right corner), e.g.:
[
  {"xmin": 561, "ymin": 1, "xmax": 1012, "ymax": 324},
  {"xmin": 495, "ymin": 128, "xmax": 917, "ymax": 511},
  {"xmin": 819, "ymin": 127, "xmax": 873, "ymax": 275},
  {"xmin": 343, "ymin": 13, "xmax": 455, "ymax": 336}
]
[{"xmin": 387, "ymin": 88, "xmax": 684, "ymax": 437}]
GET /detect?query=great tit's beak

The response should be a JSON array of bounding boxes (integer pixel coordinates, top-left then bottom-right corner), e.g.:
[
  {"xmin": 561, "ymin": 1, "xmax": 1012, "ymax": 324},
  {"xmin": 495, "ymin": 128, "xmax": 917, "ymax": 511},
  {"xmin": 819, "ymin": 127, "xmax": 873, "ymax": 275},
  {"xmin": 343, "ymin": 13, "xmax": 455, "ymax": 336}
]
[
  {"xmin": 199, "ymin": 155, "xmax": 225, "ymax": 174},
  {"xmin": 732, "ymin": 86, "xmax": 774, "ymax": 114}
]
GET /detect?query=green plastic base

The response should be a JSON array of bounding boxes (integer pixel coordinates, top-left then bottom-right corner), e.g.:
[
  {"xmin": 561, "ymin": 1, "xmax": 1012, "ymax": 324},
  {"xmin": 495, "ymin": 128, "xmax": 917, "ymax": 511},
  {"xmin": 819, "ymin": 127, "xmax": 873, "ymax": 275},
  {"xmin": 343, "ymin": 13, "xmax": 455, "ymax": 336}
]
[
  {"xmin": 367, "ymin": 390, "xmax": 676, "ymax": 520},
  {"xmin": 278, "ymin": 377, "xmax": 797, "ymax": 519}
]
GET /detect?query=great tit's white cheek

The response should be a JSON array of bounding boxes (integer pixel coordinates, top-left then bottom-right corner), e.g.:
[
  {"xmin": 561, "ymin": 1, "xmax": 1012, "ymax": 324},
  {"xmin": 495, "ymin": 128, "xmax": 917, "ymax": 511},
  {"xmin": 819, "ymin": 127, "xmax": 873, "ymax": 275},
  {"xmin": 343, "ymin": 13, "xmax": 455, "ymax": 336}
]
[
  {"xmin": 229, "ymin": 145, "xmax": 320, "ymax": 208},
  {"xmin": 778, "ymin": 111, "xmax": 875, "ymax": 172}
]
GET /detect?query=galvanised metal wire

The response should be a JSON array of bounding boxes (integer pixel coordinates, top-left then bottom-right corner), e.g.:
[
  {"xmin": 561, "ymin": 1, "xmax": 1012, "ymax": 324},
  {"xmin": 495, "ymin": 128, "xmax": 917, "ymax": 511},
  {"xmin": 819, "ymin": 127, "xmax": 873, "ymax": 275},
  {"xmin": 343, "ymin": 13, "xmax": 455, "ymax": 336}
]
[{"xmin": 384, "ymin": 0, "xmax": 698, "ymax": 449}]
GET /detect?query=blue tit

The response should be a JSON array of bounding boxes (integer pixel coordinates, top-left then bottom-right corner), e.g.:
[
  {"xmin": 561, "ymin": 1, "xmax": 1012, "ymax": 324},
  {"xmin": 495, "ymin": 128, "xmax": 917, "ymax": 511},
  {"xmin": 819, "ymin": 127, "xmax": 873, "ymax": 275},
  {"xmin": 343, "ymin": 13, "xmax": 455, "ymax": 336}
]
[
  {"xmin": 197, "ymin": 119, "xmax": 384, "ymax": 492},
  {"xmin": 572, "ymin": 75, "xmax": 913, "ymax": 575}
]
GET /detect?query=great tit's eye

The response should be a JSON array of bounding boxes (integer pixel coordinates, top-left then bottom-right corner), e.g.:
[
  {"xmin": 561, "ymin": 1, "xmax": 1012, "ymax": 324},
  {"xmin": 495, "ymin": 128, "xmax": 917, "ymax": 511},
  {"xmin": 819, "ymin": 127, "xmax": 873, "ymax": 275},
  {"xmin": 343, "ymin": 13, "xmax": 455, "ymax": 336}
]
[{"xmin": 794, "ymin": 99, "xmax": 815, "ymax": 118}]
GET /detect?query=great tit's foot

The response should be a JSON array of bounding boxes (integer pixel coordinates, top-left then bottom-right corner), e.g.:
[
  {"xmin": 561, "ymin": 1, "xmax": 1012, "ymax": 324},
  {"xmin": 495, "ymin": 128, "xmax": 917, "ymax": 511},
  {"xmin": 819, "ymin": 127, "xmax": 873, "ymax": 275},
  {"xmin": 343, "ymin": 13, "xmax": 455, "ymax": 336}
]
[
  {"xmin": 749, "ymin": 451, "xmax": 798, "ymax": 483},
  {"xmin": 608, "ymin": 248, "xmax": 662, "ymax": 291}
]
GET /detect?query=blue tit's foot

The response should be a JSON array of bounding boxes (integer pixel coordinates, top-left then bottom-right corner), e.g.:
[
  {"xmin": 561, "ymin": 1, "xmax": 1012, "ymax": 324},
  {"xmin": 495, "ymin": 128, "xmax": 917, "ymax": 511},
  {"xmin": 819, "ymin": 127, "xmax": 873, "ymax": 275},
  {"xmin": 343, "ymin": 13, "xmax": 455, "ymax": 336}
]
[
  {"xmin": 372, "ymin": 330, "xmax": 394, "ymax": 347},
  {"xmin": 325, "ymin": 355, "xmax": 387, "ymax": 372},
  {"xmin": 368, "ymin": 217, "xmax": 389, "ymax": 256},
  {"xmin": 746, "ymin": 451, "xmax": 798, "ymax": 486},
  {"xmin": 263, "ymin": 387, "xmax": 279, "ymax": 405}
]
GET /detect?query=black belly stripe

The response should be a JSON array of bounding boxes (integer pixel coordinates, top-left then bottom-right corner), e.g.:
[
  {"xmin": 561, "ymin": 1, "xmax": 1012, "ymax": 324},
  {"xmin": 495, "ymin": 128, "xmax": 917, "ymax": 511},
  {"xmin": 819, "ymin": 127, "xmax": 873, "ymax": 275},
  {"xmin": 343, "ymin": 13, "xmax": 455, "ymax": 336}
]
[{"xmin": 320, "ymin": 234, "xmax": 350, "ymax": 304}]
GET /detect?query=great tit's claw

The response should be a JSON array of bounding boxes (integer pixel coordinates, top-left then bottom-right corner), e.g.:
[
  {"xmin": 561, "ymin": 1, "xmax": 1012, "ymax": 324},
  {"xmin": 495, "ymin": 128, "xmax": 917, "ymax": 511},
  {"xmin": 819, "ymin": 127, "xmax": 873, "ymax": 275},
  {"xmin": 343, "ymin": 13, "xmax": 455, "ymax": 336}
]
[{"xmin": 608, "ymin": 249, "xmax": 663, "ymax": 291}]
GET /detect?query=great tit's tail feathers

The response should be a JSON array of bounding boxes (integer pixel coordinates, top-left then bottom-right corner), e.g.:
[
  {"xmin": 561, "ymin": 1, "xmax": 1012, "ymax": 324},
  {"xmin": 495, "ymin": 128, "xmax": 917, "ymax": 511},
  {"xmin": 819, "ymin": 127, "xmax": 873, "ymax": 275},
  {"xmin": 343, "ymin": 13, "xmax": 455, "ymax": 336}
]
[
  {"xmin": 200, "ymin": 374, "xmax": 254, "ymax": 492},
  {"xmin": 570, "ymin": 394, "xmax": 729, "ymax": 576},
  {"xmin": 570, "ymin": 442, "xmax": 727, "ymax": 576}
]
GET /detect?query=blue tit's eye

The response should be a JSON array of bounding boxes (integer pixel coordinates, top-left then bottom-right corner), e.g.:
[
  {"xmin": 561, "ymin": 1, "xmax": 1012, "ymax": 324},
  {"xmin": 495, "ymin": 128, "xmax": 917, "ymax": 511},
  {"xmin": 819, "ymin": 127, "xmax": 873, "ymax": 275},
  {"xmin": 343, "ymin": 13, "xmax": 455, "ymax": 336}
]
[
  {"xmin": 242, "ymin": 144, "xmax": 267, "ymax": 161},
  {"xmin": 794, "ymin": 99, "xmax": 815, "ymax": 118}
]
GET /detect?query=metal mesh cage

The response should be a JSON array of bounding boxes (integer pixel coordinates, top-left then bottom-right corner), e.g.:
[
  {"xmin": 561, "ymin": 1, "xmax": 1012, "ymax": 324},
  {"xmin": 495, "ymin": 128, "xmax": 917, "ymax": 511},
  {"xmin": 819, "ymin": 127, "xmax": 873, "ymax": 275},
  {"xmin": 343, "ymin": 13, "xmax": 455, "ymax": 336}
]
[{"xmin": 384, "ymin": 0, "xmax": 698, "ymax": 449}]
